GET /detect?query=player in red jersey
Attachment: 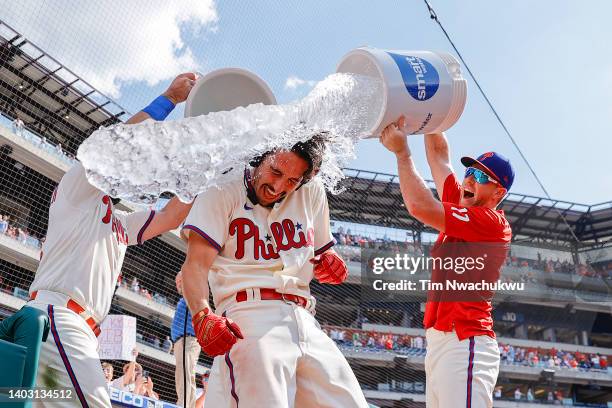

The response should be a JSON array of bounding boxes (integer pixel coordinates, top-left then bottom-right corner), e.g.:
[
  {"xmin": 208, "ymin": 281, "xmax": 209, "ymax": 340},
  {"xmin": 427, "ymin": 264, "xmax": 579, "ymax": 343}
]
[{"xmin": 380, "ymin": 116, "xmax": 514, "ymax": 408}]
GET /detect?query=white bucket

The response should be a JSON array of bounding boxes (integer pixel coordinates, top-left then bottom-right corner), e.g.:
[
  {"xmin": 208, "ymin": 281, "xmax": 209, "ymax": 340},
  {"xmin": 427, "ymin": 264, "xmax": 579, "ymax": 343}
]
[
  {"xmin": 184, "ymin": 68, "xmax": 277, "ymax": 118},
  {"xmin": 336, "ymin": 47, "xmax": 467, "ymax": 137}
]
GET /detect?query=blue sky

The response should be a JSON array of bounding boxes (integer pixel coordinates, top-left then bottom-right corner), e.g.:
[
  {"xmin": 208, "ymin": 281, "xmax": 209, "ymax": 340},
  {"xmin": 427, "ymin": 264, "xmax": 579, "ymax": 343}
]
[{"xmin": 3, "ymin": 0, "xmax": 611, "ymax": 204}]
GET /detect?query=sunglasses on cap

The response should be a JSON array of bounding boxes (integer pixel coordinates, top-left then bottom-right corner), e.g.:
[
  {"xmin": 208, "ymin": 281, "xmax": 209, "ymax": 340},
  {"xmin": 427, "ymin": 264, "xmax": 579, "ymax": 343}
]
[{"xmin": 465, "ymin": 167, "xmax": 500, "ymax": 185}]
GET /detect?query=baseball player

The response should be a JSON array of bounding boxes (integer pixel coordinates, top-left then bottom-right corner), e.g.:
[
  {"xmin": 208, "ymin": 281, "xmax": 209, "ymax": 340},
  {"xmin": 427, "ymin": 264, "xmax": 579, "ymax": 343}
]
[
  {"xmin": 27, "ymin": 73, "xmax": 197, "ymax": 408},
  {"xmin": 180, "ymin": 134, "xmax": 369, "ymax": 408},
  {"xmin": 380, "ymin": 116, "xmax": 514, "ymax": 408}
]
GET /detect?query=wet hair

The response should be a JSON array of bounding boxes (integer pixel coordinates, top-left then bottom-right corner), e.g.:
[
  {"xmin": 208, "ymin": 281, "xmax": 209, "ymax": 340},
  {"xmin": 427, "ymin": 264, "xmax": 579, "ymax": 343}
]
[{"xmin": 249, "ymin": 132, "xmax": 328, "ymax": 186}]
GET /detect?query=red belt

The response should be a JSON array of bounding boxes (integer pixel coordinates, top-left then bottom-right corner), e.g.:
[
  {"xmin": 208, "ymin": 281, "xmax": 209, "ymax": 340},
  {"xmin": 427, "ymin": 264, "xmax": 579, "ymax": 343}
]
[
  {"xmin": 30, "ymin": 291, "xmax": 101, "ymax": 337},
  {"xmin": 235, "ymin": 288, "xmax": 309, "ymax": 308}
]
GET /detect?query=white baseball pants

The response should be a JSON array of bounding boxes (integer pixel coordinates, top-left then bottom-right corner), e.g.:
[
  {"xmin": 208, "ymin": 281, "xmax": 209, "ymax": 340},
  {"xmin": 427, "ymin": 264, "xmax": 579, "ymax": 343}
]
[
  {"xmin": 29, "ymin": 295, "xmax": 110, "ymax": 408},
  {"xmin": 425, "ymin": 328, "xmax": 499, "ymax": 408},
  {"xmin": 206, "ymin": 296, "xmax": 369, "ymax": 408}
]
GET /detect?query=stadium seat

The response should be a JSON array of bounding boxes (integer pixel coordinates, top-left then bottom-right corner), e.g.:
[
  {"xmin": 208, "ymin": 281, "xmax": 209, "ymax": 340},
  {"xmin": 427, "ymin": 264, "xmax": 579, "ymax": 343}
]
[{"xmin": 0, "ymin": 306, "xmax": 50, "ymax": 408}]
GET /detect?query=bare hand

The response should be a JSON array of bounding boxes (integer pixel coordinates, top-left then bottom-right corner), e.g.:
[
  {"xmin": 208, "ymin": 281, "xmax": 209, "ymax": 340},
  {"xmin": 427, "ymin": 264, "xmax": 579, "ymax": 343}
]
[
  {"xmin": 163, "ymin": 73, "xmax": 197, "ymax": 104},
  {"xmin": 380, "ymin": 116, "xmax": 410, "ymax": 156},
  {"xmin": 131, "ymin": 347, "xmax": 139, "ymax": 361},
  {"xmin": 135, "ymin": 374, "xmax": 144, "ymax": 388}
]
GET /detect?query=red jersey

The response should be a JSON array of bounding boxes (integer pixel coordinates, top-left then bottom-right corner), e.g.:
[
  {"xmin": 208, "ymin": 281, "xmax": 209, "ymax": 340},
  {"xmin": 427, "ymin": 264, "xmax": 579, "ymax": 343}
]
[{"xmin": 423, "ymin": 173, "xmax": 511, "ymax": 340}]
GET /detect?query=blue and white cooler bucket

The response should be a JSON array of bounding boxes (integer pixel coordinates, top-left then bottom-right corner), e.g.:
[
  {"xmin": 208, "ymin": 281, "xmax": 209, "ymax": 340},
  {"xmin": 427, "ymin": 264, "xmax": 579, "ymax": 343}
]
[{"xmin": 336, "ymin": 47, "xmax": 467, "ymax": 137}]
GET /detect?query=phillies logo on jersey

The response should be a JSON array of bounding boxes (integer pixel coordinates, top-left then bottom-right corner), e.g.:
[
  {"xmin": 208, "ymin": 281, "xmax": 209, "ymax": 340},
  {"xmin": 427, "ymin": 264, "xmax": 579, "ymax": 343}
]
[
  {"xmin": 230, "ymin": 217, "xmax": 314, "ymax": 260},
  {"xmin": 102, "ymin": 195, "xmax": 128, "ymax": 245}
]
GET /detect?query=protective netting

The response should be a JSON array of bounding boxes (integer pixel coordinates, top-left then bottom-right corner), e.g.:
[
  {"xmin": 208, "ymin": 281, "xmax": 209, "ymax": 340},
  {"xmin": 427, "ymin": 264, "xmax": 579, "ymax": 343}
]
[{"xmin": 0, "ymin": 2, "xmax": 611, "ymax": 407}]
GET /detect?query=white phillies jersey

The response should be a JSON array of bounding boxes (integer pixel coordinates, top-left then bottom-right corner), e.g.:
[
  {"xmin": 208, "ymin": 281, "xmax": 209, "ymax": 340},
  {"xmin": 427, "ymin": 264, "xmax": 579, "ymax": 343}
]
[
  {"xmin": 181, "ymin": 170, "xmax": 335, "ymax": 307},
  {"xmin": 29, "ymin": 163, "xmax": 155, "ymax": 322}
]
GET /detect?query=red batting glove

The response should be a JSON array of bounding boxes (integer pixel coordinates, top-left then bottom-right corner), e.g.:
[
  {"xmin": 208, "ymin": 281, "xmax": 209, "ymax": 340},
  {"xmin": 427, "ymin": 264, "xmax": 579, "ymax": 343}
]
[
  {"xmin": 311, "ymin": 251, "xmax": 348, "ymax": 285},
  {"xmin": 192, "ymin": 308, "xmax": 243, "ymax": 357}
]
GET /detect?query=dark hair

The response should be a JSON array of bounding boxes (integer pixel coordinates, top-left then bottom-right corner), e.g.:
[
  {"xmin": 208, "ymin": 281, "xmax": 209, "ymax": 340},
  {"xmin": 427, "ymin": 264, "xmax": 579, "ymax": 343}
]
[{"xmin": 249, "ymin": 132, "xmax": 328, "ymax": 186}]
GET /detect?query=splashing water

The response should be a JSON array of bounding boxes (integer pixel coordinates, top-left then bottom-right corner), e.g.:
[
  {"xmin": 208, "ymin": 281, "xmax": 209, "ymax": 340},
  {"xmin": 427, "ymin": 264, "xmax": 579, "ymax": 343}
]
[{"xmin": 77, "ymin": 73, "xmax": 383, "ymax": 203}]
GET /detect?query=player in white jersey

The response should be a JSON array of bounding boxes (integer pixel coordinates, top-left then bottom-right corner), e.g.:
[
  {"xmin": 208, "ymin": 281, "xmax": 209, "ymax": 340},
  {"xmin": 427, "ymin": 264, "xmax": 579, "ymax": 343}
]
[
  {"xmin": 180, "ymin": 134, "xmax": 369, "ymax": 408},
  {"xmin": 27, "ymin": 73, "xmax": 197, "ymax": 408}
]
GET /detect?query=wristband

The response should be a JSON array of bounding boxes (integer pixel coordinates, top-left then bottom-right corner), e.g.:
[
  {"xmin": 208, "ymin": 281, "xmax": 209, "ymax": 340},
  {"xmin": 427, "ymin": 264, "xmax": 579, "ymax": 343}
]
[
  {"xmin": 192, "ymin": 307, "xmax": 210, "ymax": 324},
  {"xmin": 142, "ymin": 95, "xmax": 175, "ymax": 120}
]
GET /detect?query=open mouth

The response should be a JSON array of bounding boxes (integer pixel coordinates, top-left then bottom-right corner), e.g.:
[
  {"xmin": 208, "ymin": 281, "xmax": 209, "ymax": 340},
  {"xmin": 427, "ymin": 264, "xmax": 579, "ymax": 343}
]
[
  {"xmin": 463, "ymin": 189, "xmax": 475, "ymax": 199},
  {"xmin": 263, "ymin": 185, "xmax": 279, "ymax": 200}
]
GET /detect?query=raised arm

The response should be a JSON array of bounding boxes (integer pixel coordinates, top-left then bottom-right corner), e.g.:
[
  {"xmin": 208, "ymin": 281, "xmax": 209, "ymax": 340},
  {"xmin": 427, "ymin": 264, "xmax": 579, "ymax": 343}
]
[
  {"xmin": 380, "ymin": 117, "xmax": 445, "ymax": 232},
  {"xmin": 424, "ymin": 132, "xmax": 454, "ymax": 198},
  {"xmin": 124, "ymin": 72, "xmax": 196, "ymax": 125}
]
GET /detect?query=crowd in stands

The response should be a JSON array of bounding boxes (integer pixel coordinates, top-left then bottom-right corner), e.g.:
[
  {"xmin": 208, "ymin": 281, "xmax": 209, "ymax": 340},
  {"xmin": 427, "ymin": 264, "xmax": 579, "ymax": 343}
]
[
  {"xmin": 136, "ymin": 330, "xmax": 173, "ymax": 354},
  {"xmin": 0, "ymin": 274, "xmax": 11, "ymax": 294},
  {"xmin": 372, "ymin": 381, "xmax": 576, "ymax": 405},
  {"xmin": 0, "ymin": 214, "xmax": 43, "ymax": 249},
  {"xmin": 495, "ymin": 386, "xmax": 568, "ymax": 404},
  {"xmin": 323, "ymin": 325, "xmax": 610, "ymax": 373},
  {"xmin": 102, "ymin": 349, "xmax": 159, "ymax": 400},
  {"xmin": 0, "ymin": 272, "xmax": 29, "ymax": 301},
  {"xmin": 323, "ymin": 325, "xmax": 425, "ymax": 353},
  {"xmin": 11, "ymin": 116, "xmax": 77, "ymax": 166},
  {"xmin": 117, "ymin": 275, "xmax": 170, "ymax": 306},
  {"xmin": 334, "ymin": 226, "xmax": 379, "ymax": 249},
  {"xmin": 506, "ymin": 253, "xmax": 609, "ymax": 279},
  {"xmin": 333, "ymin": 226, "xmax": 423, "ymax": 263},
  {"xmin": 499, "ymin": 342, "xmax": 608, "ymax": 371}
]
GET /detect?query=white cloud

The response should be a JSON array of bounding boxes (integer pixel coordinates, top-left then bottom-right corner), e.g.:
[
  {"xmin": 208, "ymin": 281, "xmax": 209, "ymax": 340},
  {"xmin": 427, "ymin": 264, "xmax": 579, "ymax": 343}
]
[
  {"xmin": 0, "ymin": 1, "xmax": 218, "ymax": 98},
  {"xmin": 284, "ymin": 75, "xmax": 316, "ymax": 91}
]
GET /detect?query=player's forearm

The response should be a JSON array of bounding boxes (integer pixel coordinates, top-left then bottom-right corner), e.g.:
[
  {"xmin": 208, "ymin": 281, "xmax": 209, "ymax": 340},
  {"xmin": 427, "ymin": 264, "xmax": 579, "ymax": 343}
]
[
  {"xmin": 424, "ymin": 133, "xmax": 452, "ymax": 195},
  {"xmin": 125, "ymin": 364, "xmax": 135, "ymax": 386},
  {"xmin": 181, "ymin": 261, "xmax": 211, "ymax": 314},
  {"xmin": 125, "ymin": 91, "xmax": 178, "ymax": 125},
  {"xmin": 161, "ymin": 196, "xmax": 193, "ymax": 230},
  {"xmin": 395, "ymin": 151, "xmax": 438, "ymax": 216},
  {"xmin": 141, "ymin": 196, "xmax": 193, "ymax": 242},
  {"xmin": 396, "ymin": 152, "xmax": 445, "ymax": 230},
  {"xmin": 424, "ymin": 132, "xmax": 450, "ymax": 163},
  {"xmin": 125, "ymin": 111, "xmax": 152, "ymax": 125}
]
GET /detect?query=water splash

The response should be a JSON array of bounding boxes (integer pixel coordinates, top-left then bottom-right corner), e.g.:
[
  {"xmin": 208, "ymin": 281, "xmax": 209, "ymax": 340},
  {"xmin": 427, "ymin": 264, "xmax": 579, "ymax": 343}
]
[{"xmin": 77, "ymin": 73, "xmax": 383, "ymax": 203}]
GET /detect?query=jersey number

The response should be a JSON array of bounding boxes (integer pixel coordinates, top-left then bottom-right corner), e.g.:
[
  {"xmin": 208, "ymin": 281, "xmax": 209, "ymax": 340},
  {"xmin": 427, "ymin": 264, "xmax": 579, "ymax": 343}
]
[{"xmin": 450, "ymin": 206, "xmax": 470, "ymax": 222}]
